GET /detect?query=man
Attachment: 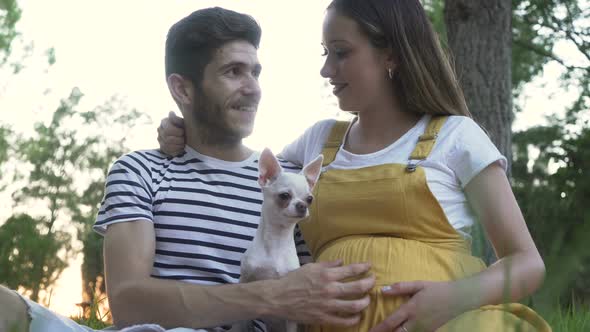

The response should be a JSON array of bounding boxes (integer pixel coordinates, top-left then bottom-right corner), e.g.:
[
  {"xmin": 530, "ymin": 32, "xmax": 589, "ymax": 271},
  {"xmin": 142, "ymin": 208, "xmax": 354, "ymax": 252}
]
[{"xmin": 0, "ymin": 7, "xmax": 373, "ymax": 332}]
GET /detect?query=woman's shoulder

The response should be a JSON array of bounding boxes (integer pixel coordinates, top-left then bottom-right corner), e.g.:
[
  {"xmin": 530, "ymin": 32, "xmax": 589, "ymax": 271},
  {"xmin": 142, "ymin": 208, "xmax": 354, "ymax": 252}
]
[
  {"xmin": 280, "ymin": 118, "xmax": 343, "ymax": 166},
  {"xmin": 438, "ymin": 115, "xmax": 507, "ymax": 185},
  {"xmin": 310, "ymin": 118, "xmax": 340, "ymax": 133},
  {"xmin": 298, "ymin": 118, "xmax": 343, "ymax": 142},
  {"xmin": 442, "ymin": 115, "xmax": 480, "ymax": 131},
  {"xmin": 433, "ymin": 115, "xmax": 496, "ymax": 157},
  {"xmin": 438, "ymin": 115, "xmax": 489, "ymax": 143}
]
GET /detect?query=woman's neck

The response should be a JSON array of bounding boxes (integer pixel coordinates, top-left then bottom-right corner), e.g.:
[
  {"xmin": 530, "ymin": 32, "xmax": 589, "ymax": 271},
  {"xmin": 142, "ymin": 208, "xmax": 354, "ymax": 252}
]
[{"xmin": 344, "ymin": 99, "xmax": 422, "ymax": 155}]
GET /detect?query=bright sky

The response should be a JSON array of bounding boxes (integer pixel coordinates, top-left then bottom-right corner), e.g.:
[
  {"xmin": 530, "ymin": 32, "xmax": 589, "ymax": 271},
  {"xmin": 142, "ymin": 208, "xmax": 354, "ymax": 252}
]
[
  {"xmin": 2, "ymin": 0, "xmax": 342, "ymax": 155},
  {"xmin": 0, "ymin": 0, "xmax": 583, "ymax": 318}
]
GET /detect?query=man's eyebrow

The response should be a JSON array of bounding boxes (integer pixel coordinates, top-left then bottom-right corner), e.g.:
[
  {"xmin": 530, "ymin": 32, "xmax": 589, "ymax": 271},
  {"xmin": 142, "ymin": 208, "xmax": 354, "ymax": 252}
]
[{"xmin": 218, "ymin": 61, "xmax": 262, "ymax": 72}]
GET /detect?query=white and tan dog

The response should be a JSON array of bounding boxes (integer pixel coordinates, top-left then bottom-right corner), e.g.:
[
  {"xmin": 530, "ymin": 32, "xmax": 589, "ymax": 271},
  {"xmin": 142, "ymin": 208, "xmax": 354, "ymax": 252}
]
[{"xmin": 236, "ymin": 148, "xmax": 323, "ymax": 332}]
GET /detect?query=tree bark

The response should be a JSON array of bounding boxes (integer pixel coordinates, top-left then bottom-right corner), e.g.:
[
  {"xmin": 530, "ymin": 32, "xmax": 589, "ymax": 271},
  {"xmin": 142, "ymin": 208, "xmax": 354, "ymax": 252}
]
[{"xmin": 444, "ymin": 0, "xmax": 512, "ymax": 263}]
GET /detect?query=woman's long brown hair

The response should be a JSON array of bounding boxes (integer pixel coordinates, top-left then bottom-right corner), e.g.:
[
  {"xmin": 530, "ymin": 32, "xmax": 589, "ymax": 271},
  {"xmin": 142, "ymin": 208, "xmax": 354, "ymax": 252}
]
[{"xmin": 327, "ymin": 0, "xmax": 472, "ymax": 118}]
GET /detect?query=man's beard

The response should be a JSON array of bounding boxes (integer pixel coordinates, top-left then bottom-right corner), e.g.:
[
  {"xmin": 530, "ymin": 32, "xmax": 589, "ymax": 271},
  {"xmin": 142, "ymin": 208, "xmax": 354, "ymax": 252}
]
[{"xmin": 191, "ymin": 91, "xmax": 243, "ymax": 146}]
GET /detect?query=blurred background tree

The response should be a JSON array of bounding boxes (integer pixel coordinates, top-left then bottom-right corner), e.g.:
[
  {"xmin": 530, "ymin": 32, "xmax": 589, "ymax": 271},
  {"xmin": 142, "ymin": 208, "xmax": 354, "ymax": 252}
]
[
  {"xmin": 426, "ymin": 0, "xmax": 590, "ymax": 311},
  {"xmin": 0, "ymin": 0, "xmax": 20, "ymax": 68},
  {"xmin": 0, "ymin": 0, "xmax": 149, "ymax": 318},
  {"xmin": 508, "ymin": 0, "xmax": 589, "ymax": 311},
  {"xmin": 0, "ymin": 213, "xmax": 71, "ymax": 303},
  {"xmin": 443, "ymin": 0, "xmax": 513, "ymax": 264}
]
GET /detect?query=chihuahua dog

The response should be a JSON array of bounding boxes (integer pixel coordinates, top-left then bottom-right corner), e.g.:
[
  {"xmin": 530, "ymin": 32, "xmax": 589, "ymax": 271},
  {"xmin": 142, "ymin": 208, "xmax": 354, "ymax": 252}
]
[{"xmin": 235, "ymin": 148, "xmax": 323, "ymax": 332}]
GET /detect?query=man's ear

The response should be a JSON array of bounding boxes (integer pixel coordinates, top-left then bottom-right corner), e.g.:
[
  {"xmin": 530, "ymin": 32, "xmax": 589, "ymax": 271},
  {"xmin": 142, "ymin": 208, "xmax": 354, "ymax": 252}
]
[
  {"xmin": 258, "ymin": 148, "xmax": 282, "ymax": 187},
  {"xmin": 167, "ymin": 73, "xmax": 194, "ymax": 106}
]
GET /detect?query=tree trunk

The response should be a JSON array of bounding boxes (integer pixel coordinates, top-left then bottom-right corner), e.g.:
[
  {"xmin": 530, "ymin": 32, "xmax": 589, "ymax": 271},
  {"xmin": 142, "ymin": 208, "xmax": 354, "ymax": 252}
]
[{"xmin": 444, "ymin": 0, "xmax": 512, "ymax": 263}]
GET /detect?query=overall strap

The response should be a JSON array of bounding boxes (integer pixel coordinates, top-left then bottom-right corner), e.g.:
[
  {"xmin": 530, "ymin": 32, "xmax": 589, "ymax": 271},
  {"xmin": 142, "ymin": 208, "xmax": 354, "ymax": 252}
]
[
  {"xmin": 321, "ymin": 120, "xmax": 350, "ymax": 167},
  {"xmin": 407, "ymin": 115, "xmax": 448, "ymax": 171}
]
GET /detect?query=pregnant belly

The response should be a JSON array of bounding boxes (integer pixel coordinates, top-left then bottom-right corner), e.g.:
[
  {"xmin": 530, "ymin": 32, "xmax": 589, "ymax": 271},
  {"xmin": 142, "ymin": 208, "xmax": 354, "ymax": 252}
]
[{"xmin": 316, "ymin": 235, "xmax": 486, "ymax": 287}]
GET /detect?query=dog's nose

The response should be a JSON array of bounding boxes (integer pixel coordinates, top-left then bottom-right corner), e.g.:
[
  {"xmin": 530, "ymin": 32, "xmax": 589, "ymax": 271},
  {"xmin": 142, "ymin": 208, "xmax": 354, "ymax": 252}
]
[{"xmin": 295, "ymin": 202, "xmax": 307, "ymax": 215}]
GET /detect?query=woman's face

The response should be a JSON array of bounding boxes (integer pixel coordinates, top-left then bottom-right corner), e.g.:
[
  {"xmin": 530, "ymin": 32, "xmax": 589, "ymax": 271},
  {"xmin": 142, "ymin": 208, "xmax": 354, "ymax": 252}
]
[{"xmin": 320, "ymin": 9, "xmax": 393, "ymax": 113}]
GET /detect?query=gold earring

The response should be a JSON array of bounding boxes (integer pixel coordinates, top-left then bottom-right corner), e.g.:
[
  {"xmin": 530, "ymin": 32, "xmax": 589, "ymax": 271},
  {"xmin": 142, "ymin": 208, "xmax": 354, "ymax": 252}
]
[{"xmin": 387, "ymin": 68, "xmax": 393, "ymax": 79}]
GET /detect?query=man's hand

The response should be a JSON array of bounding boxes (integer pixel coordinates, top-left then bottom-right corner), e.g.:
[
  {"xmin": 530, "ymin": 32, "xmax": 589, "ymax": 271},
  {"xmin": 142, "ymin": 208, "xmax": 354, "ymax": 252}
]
[
  {"xmin": 267, "ymin": 260, "xmax": 375, "ymax": 327},
  {"xmin": 157, "ymin": 111, "xmax": 185, "ymax": 156}
]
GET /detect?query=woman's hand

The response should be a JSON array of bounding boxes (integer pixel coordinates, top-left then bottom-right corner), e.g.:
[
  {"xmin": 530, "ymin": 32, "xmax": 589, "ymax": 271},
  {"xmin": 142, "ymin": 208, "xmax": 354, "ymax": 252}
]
[
  {"xmin": 157, "ymin": 111, "xmax": 186, "ymax": 156},
  {"xmin": 369, "ymin": 280, "xmax": 468, "ymax": 332}
]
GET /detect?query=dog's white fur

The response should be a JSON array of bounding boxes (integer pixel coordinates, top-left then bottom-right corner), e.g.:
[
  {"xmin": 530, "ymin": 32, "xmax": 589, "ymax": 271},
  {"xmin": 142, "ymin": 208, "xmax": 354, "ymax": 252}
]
[{"xmin": 231, "ymin": 148, "xmax": 323, "ymax": 332}]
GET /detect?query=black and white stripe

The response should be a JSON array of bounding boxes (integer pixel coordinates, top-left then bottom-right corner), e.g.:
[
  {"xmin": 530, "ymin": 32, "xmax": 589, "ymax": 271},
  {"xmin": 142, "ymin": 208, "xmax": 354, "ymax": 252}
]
[{"xmin": 94, "ymin": 147, "xmax": 311, "ymax": 331}]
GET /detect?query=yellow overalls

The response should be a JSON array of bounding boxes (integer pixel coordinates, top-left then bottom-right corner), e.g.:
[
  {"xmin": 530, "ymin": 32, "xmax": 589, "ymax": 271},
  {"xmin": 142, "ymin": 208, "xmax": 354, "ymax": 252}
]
[{"xmin": 300, "ymin": 116, "xmax": 551, "ymax": 331}]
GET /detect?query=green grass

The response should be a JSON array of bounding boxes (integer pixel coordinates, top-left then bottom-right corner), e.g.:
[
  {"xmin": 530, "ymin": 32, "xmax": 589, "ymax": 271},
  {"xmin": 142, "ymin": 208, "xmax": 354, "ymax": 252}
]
[
  {"xmin": 70, "ymin": 296, "xmax": 111, "ymax": 329},
  {"xmin": 66, "ymin": 298, "xmax": 590, "ymax": 331},
  {"xmin": 546, "ymin": 305, "xmax": 590, "ymax": 332},
  {"xmin": 73, "ymin": 316, "xmax": 110, "ymax": 329}
]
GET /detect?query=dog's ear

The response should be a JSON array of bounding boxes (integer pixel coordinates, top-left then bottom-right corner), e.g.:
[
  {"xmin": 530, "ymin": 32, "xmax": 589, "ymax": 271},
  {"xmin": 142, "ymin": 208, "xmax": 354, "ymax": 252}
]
[
  {"xmin": 302, "ymin": 154, "xmax": 323, "ymax": 190},
  {"xmin": 258, "ymin": 148, "xmax": 283, "ymax": 187}
]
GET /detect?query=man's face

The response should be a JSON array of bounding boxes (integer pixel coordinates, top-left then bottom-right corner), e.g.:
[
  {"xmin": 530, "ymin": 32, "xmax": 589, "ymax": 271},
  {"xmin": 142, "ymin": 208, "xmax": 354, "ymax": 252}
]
[{"xmin": 192, "ymin": 40, "xmax": 262, "ymax": 143}]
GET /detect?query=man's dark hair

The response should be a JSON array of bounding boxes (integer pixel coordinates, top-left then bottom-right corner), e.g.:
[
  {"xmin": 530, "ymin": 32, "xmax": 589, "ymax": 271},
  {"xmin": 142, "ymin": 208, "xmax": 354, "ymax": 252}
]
[{"xmin": 165, "ymin": 7, "xmax": 261, "ymax": 86}]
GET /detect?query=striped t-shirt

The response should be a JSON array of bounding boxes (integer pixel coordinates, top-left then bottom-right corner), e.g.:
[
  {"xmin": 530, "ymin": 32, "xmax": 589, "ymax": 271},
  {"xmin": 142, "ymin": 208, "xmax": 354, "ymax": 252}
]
[{"xmin": 93, "ymin": 146, "xmax": 310, "ymax": 331}]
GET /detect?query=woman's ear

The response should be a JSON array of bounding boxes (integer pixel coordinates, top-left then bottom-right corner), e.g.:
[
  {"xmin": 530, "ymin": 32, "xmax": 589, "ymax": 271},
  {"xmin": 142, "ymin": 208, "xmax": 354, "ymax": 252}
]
[
  {"xmin": 167, "ymin": 74, "xmax": 194, "ymax": 106},
  {"xmin": 385, "ymin": 48, "xmax": 398, "ymax": 73}
]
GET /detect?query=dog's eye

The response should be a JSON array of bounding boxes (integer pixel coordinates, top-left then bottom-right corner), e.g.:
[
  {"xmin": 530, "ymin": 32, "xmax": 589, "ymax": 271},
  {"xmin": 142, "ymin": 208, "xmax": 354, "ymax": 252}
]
[
  {"xmin": 278, "ymin": 192, "xmax": 291, "ymax": 201},
  {"xmin": 306, "ymin": 196, "xmax": 313, "ymax": 204}
]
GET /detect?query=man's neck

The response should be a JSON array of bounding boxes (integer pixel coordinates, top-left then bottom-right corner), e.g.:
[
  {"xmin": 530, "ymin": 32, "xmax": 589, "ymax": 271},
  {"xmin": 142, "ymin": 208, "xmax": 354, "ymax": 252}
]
[{"xmin": 185, "ymin": 124, "xmax": 253, "ymax": 162}]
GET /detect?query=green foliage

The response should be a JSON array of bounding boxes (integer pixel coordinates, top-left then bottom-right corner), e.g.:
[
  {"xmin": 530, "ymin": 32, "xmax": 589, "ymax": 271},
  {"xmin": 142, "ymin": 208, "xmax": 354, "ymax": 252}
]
[
  {"xmin": 1, "ymin": 89, "xmax": 91, "ymax": 302},
  {"xmin": 0, "ymin": 0, "xmax": 21, "ymax": 66},
  {"xmin": 425, "ymin": 0, "xmax": 588, "ymax": 111},
  {"xmin": 0, "ymin": 87, "xmax": 149, "ymax": 307},
  {"xmin": 45, "ymin": 47, "xmax": 55, "ymax": 66},
  {"xmin": 0, "ymin": 125, "xmax": 11, "ymax": 181},
  {"xmin": 512, "ymin": 0, "xmax": 589, "ymax": 111},
  {"xmin": 422, "ymin": 0, "xmax": 447, "ymax": 46},
  {"xmin": 13, "ymin": 89, "xmax": 84, "ymax": 225},
  {"xmin": 0, "ymin": 214, "xmax": 72, "ymax": 302},
  {"xmin": 0, "ymin": 125, "xmax": 9, "ymax": 162},
  {"xmin": 67, "ymin": 97, "xmax": 149, "ymax": 312},
  {"xmin": 513, "ymin": 120, "xmax": 590, "ymax": 308},
  {"xmin": 0, "ymin": 0, "xmax": 148, "ymax": 311},
  {"xmin": 512, "ymin": 0, "xmax": 555, "ymax": 94},
  {"xmin": 510, "ymin": 0, "xmax": 589, "ymax": 308}
]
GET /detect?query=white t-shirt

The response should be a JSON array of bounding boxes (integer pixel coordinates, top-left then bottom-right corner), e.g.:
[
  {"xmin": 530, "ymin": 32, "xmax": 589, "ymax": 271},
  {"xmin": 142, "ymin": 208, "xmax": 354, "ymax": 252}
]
[{"xmin": 280, "ymin": 115, "xmax": 507, "ymax": 237}]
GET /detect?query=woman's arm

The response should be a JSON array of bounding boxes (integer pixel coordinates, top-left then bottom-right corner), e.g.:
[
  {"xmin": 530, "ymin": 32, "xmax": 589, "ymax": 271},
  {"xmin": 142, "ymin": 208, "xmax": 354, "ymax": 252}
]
[
  {"xmin": 459, "ymin": 162, "xmax": 545, "ymax": 305},
  {"xmin": 369, "ymin": 163, "xmax": 545, "ymax": 332}
]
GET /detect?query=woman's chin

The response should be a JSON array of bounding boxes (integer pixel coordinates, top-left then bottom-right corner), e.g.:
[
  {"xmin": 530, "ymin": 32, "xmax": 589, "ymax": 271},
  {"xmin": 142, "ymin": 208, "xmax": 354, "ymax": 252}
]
[{"xmin": 337, "ymin": 101, "xmax": 360, "ymax": 114}]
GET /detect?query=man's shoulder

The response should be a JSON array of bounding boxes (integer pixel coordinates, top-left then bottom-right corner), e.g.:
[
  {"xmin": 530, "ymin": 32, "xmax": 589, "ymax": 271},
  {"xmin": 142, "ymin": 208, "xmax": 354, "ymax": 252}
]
[
  {"xmin": 121, "ymin": 148, "xmax": 193, "ymax": 167},
  {"xmin": 119, "ymin": 149, "xmax": 171, "ymax": 164},
  {"xmin": 109, "ymin": 149, "xmax": 174, "ymax": 178}
]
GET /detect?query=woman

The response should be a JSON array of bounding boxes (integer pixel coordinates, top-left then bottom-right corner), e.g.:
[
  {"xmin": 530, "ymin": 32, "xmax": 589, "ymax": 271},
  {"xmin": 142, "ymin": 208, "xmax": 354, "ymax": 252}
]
[{"xmin": 159, "ymin": 1, "xmax": 551, "ymax": 331}]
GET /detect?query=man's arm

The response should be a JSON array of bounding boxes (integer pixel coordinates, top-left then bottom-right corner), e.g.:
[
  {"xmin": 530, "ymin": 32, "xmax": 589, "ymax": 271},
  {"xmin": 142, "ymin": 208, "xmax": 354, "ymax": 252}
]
[{"xmin": 105, "ymin": 220, "xmax": 375, "ymax": 329}]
